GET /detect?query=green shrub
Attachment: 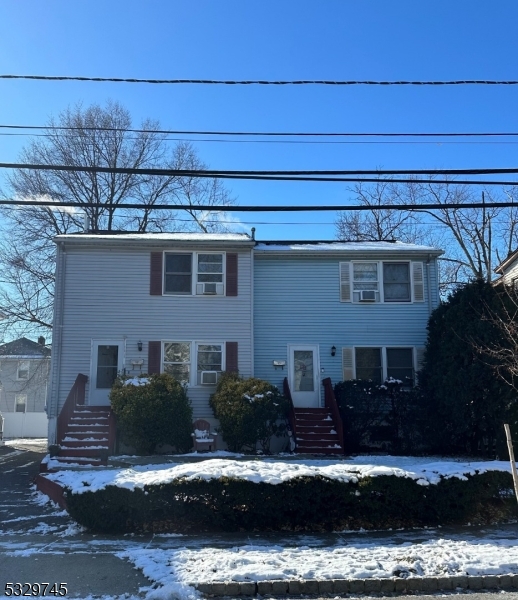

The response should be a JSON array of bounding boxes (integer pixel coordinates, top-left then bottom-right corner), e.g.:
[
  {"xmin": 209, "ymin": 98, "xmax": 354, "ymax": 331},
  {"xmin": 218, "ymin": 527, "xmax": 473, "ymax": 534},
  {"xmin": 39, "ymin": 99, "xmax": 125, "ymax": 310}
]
[
  {"xmin": 334, "ymin": 379, "xmax": 423, "ymax": 454},
  {"xmin": 209, "ymin": 372, "xmax": 289, "ymax": 453},
  {"xmin": 110, "ymin": 373, "xmax": 192, "ymax": 454},
  {"xmin": 418, "ymin": 280, "xmax": 518, "ymax": 457},
  {"xmin": 64, "ymin": 470, "xmax": 517, "ymax": 533}
]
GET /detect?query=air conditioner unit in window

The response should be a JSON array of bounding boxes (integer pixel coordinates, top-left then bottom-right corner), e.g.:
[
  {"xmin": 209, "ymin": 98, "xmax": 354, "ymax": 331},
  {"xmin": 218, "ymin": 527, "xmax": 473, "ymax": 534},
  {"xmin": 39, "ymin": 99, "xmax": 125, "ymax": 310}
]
[
  {"xmin": 201, "ymin": 370, "xmax": 218, "ymax": 385},
  {"xmin": 359, "ymin": 290, "xmax": 376, "ymax": 302},
  {"xmin": 196, "ymin": 283, "xmax": 224, "ymax": 296}
]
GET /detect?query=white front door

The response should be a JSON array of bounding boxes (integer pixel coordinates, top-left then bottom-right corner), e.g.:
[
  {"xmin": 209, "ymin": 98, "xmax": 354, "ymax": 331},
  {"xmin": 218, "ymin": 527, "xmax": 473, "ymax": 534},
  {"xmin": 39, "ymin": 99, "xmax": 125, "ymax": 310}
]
[
  {"xmin": 89, "ymin": 341, "xmax": 125, "ymax": 406},
  {"xmin": 288, "ymin": 344, "xmax": 320, "ymax": 408}
]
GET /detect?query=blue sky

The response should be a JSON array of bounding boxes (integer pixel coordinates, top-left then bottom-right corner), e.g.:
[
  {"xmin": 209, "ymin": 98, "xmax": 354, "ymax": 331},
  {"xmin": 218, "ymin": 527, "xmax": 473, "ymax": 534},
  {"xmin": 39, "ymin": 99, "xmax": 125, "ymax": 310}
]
[{"xmin": 1, "ymin": 1, "xmax": 518, "ymax": 240}]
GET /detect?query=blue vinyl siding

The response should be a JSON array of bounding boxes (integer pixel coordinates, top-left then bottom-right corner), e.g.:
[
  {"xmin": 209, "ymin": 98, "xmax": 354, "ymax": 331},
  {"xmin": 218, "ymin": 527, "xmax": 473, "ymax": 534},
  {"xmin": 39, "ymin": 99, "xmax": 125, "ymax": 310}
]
[{"xmin": 254, "ymin": 254, "xmax": 439, "ymax": 391}]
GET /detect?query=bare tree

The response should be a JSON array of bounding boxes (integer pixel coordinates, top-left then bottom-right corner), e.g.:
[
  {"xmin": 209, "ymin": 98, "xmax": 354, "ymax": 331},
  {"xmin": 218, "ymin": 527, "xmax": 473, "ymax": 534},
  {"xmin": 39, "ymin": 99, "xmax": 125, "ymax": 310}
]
[
  {"xmin": 0, "ymin": 101, "xmax": 236, "ymax": 337},
  {"xmin": 335, "ymin": 178, "xmax": 424, "ymax": 243}
]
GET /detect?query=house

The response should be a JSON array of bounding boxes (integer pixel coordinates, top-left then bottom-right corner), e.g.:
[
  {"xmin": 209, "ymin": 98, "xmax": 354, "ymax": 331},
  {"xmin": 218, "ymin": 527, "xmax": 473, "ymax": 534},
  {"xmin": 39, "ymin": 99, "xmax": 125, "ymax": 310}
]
[
  {"xmin": 47, "ymin": 233, "xmax": 255, "ymax": 463},
  {"xmin": 494, "ymin": 249, "xmax": 518, "ymax": 286},
  {"xmin": 0, "ymin": 337, "xmax": 50, "ymax": 438},
  {"xmin": 46, "ymin": 233, "xmax": 442, "ymax": 462},
  {"xmin": 253, "ymin": 240, "xmax": 442, "ymax": 452}
]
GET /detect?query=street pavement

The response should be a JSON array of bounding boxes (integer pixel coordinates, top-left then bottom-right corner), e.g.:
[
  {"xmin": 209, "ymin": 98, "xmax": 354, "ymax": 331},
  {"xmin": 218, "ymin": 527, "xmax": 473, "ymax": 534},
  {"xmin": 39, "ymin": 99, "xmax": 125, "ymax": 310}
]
[{"xmin": 1, "ymin": 441, "xmax": 518, "ymax": 599}]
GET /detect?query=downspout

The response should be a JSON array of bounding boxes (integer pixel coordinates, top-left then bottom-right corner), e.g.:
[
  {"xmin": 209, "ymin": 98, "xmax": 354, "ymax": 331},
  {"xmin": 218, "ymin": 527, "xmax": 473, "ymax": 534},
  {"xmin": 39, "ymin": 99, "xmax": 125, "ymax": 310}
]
[
  {"xmin": 250, "ymin": 233, "xmax": 255, "ymax": 377},
  {"xmin": 48, "ymin": 241, "xmax": 66, "ymax": 443},
  {"xmin": 426, "ymin": 253, "xmax": 433, "ymax": 314}
]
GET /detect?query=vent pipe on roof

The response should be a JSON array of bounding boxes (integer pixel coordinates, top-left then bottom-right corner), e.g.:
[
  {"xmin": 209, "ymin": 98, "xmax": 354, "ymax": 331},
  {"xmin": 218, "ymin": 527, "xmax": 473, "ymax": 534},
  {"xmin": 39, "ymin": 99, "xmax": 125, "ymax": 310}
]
[
  {"xmin": 251, "ymin": 227, "xmax": 256, "ymax": 241},
  {"xmin": 83, "ymin": 213, "xmax": 91, "ymax": 233},
  {"xmin": 38, "ymin": 336, "xmax": 45, "ymax": 346}
]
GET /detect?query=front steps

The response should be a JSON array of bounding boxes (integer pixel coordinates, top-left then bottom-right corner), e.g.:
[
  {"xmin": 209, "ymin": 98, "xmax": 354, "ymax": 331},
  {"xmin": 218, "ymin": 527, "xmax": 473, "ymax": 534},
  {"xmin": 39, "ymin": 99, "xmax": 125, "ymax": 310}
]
[
  {"xmin": 54, "ymin": 406, "xmax": 112, "ymax": 467},
  {"xmin": 293, "ymin": 408, "xmax": 344, "ymax": 455}
]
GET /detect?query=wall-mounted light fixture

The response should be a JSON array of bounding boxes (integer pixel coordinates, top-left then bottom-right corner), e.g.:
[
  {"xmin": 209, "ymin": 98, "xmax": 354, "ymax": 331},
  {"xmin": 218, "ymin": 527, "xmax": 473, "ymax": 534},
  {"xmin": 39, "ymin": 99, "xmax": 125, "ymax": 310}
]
[
  {"xmin": 137, "ymin": 340, "xmax": 143, "ymax": 352},
  {"xmin": 331, "ymin": 346, "xmax": 336, "ymax": 357}
]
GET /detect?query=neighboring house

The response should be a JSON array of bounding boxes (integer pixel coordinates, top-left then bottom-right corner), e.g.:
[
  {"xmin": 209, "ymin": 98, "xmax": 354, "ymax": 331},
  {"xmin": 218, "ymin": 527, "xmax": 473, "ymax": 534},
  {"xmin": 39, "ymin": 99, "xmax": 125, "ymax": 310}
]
[
  {"xmin": 0, "ymin": 337, "xmax": 50, "ymax": 438},
  {"xmin": 494, "ymin": 249, "xmax": 518, "ymax": 286},
  {"xmin": 47, "ymin": 233, "xmax": 442, "ymax": 462}
]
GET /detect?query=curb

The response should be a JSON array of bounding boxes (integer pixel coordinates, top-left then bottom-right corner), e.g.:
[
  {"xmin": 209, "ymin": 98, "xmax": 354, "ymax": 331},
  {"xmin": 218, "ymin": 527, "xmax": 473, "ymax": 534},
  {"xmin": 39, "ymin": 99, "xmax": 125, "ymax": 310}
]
[{"xmin": 190, "ymin": 573, "xmax": 518, "ymax": 596}]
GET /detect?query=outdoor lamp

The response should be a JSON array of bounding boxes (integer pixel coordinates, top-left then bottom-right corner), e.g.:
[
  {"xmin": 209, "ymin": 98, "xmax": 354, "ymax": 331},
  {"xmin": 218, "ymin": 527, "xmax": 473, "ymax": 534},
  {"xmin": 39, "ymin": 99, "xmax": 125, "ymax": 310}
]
[
  {"xmin": 331, "ymin": 346, "xmax": 336, "ymax": 357},
  {"xmin": 137, "ymin": 340, "xmax": 143, "ymax": 352}
]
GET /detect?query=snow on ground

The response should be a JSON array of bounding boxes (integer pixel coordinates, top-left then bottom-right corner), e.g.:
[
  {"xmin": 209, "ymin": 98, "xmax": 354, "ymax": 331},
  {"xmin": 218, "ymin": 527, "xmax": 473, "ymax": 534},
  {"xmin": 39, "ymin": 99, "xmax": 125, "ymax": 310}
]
[
  {"xmin": 116, "ymin": 533, "xmax": 518, "ymax": 600},
  {"xmin": 44, "ymin": 456, "xmax": 513, "ymax": 494}
]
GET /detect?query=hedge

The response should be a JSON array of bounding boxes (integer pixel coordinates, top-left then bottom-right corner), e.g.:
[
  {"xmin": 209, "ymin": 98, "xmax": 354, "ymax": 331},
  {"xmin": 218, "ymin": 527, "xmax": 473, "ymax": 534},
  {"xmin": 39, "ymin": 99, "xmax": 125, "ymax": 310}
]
[{"xmin": 64, "ymin": 471, "xmax": 517, "ymax": 533}]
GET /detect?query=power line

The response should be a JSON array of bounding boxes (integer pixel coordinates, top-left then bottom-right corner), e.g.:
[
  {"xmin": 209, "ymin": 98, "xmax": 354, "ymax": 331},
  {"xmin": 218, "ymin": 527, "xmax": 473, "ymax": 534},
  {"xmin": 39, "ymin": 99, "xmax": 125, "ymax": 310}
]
[
  {"xmin": 3, "ymin": 75, "xmax": 518, "ymax": 85},
  {"xmin": 3, "ymin": 124, "xmax": 518, "ymax": 138},
  {"xmin": 2, "ymin": 199, "xmax": 517, "ymax": 211},
  {"xmin": 1, "ymin": 162, "xmax": 518, "ymax": 185}
]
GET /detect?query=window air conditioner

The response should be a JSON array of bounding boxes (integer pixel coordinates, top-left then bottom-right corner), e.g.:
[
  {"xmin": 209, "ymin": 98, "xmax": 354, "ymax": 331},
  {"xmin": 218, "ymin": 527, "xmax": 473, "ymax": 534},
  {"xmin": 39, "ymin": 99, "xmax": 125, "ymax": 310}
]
[
  {"xmin": 359, "ymin": 290, "xmax": 376, "ymax": 302},
  {"xmin": 201, "ymin": 370, "xmax": 218, "ymax": 385},
  {"xmin": 196, "ymin": 283, "xmax": 224, "ymax": 295}
]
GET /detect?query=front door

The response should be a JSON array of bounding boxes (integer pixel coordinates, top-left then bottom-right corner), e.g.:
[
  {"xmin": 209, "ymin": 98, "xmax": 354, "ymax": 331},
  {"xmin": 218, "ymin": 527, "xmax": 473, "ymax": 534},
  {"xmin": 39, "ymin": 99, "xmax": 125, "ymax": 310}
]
[
  {"xmin": 288, "ymin": 344, "xmax": 320, "ymax": 408},
  {"xmin": 90, "ymin": 341, "xmax": 125, "ymax": 406}
]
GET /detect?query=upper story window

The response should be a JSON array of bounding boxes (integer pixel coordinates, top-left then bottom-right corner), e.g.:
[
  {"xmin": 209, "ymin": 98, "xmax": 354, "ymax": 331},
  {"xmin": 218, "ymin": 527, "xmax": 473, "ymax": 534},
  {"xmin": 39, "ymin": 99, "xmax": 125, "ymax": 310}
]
[
  {"xmin": 383, "ymin": 262, "xmax": 410, "ymax": 302},
  {"xmin": 151, "ymin": 251, "xmax": 238, "ymax": 297},
  {"xmin": 17, "ymin": 361, "xmax": 29, "ymax": 380},
  {"xmin": 163, "ymin": 252, "xmax": 225, "ymax": 296},
  {"xmin": 340, "ymin": 261, "xmax": 424, "ymax": 303}
]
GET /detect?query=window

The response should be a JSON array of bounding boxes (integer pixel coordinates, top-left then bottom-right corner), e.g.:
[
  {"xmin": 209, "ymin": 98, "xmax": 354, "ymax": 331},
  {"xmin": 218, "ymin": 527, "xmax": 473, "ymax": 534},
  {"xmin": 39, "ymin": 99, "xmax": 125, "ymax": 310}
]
[
  {"xmin": 386, "ymin": 348, "xmax": 414, "ymax": 385},
  {"xmin": 161, "ymin": 341, "xmax": 224, "ymax": 385},
  {"xmin": 353, "ymin": 263, "xmax": 378, "ymax": 293},
  {"xmin": 355, "ymin": 348, "xmax": 383, "ymax": 383},
  {"xmin": 163, "ymin": 252, "xmax": 225, "ymax": 295},
  {"xmin": 352, "ymin": 347, "xmax": 414, "ymax": 386},
  {"xmin": 383, "ymin": 263, "xmax": 410, "ymax": 302},
  {"xmin": 163, "ymin": 342, "xmax": 191, "ymax": 384},
  {"xmin": 164, "ymin": 253, "xmax": 192, "ymax": 294},
  {"xmin": 15, "ymin": 394, "xmax": 27, "ymax": 413},
  {"xmin": 197, "ymin": 343, "xmax": 223, "ymax": 385},
  {"xmin": 17, "ymin": 361, "xmax": 29, "ymax": 380}
]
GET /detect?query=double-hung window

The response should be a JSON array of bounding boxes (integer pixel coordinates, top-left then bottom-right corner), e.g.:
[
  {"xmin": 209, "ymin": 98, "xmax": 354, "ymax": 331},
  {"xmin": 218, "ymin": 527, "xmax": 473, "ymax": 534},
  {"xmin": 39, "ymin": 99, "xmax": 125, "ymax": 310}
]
[
  {"xmin": 15, "ymin": 394, "xmax": 27, "ymax": 413},
  {"xmin": 353, "ymin": 263, "xmax": 378, "ymax": 301},
  {"xmin": 196, "ymin": 254, "xmax": 224, "ymax": 295},
  {"xmin": 17, "ymin": 361, "xmax": 29, "ymax": 380},
  {"xmin": 196, "ymin": 343, "xmax": 223, "ymax": 385},
  {"xmin": 386, "ymin": 348, "xmax": 414, "ymax": 384},
  {"xmin": 355, "ymin": 348, "xmax": 383, "ymax": 384},
  {"xmin": 163, "ymin": 342, "xmax": 191, "ymax": 384},
  {"xmin": 164, "ymin": 254, "xmax": 192, "ymax": 294},
  {"xmin": 383, "ymin": 263, "xmax": 411, "ymax": 302}
]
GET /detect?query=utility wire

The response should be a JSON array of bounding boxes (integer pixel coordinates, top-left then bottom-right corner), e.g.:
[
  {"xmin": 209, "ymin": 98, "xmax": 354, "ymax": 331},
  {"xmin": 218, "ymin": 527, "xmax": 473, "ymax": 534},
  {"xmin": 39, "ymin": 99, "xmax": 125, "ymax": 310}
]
[
  {"xmin": 1, "ymin": 162, "xmax": 518, "ymax": 185},
  {"xmin": 3, "ymin": 162, "xmax": 518, "ymax": 177},
  {"xmin": 2, "ymin": 124, "xmax": 518, "ymax": 137},
  {"xmin": 2, "ymin": 199, "xmax": 517, "ymax": 211},
  {"xmin": 3, "ymin": 75, "xmax": 518, "ymax": 85}
]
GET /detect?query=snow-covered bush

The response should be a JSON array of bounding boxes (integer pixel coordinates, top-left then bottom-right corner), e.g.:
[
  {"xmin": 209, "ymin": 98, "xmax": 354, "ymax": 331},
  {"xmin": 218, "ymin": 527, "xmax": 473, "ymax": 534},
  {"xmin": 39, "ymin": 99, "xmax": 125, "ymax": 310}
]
[
  {"xmin": 110, "ymin": 373, "xmax": 192, "ymax": 454},
  {"xmin": 209, "ymin": 372, "xmax": 289, "ymax": 453}
]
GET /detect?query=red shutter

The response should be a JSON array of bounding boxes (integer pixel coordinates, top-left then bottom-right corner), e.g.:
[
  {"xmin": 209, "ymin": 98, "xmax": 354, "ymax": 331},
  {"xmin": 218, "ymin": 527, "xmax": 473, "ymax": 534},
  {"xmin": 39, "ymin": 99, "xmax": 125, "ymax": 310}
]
[
  {"xmin": 148, "ymin": 341, "xmax": 161, "ymax": 374},
  {"xmin": 226, "ymin": 342, "xmax": 238, "ymax": 373},
  {"xmin": 226, "ymin": 253, "xmax": 238, "ymax": 296},
  {"xmin": 150, "ymin": 252, "xmax": 163, "ymax": 295}
]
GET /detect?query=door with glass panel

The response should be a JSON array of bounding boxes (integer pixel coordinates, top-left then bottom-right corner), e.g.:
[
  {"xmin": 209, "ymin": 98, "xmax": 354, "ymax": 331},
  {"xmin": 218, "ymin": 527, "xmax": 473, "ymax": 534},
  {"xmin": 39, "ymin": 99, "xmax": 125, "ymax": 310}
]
[
  {"xmin": 90, "ymin": 341, "xmax": 124, "ymax": 405},
  {"xmin": 288, "ymin": 344, "xmax": 320, "ymax": 408}
]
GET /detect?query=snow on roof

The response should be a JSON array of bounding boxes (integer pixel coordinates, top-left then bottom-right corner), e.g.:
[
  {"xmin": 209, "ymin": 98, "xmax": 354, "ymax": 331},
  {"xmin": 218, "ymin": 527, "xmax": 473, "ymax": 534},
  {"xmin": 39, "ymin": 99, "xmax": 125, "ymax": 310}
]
[
  {"xmin": 255, "ymin": 241, "xmax": 443, "ymax": 254},
  {"xmin": 54, "ymin": 232, "xmax": 254, "ymax": 244}
]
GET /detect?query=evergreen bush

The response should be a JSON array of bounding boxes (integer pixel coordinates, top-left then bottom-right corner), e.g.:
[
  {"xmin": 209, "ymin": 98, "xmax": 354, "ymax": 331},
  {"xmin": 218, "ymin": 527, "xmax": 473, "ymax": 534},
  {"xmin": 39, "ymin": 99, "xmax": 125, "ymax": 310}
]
[
  {"xmin": 64, "ymin": 470, "xmax": 516, "ymax": 533},
  {"xmin": 334, "ymin": 379, "xmax": 423, "ymax": 454},
  {"xmin": 209, "ymin": 372, "xmax": 289, "ymax": 453},
  {"xmin": 418, "ymin": 280, "xmax": 518, "ymax": 457},
  {"xmin": 110, "ymin": 373, "xmax": 193, "ymax": 454}
]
